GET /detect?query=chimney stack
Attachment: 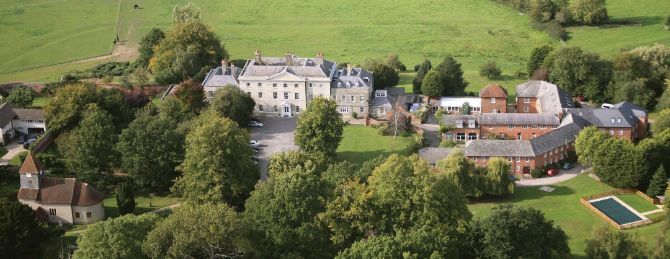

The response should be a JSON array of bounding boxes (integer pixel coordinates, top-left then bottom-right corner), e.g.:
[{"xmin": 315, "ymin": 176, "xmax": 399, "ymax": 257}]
[
  {"xmin": 285, "ymin": 51, "xmax": 293, "ymax": 66},
  {"xmin": 221, "ymin": 59, "xmax": 228, "ymax": 71},
  {"xmin": 315, "ymin": 51, "xmax": 324, "ymax": 65},
  {"xmin": 347, "ymin": 63, "xmax": 353, "ymax": 75},
  {"xmin": 255, "ymin": 50, "xmax": 262, "ymax": 64}
]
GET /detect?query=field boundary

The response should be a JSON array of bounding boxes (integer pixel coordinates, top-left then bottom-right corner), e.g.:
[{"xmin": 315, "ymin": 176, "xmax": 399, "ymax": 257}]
[{"xmin": 580, "ymin": 189, "xmax": 660, "ymax": 230}]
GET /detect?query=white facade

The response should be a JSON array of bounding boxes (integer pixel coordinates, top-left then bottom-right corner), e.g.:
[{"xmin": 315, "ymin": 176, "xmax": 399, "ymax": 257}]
[{"xmin": 439, "ymin": 97, "xmax": 482, "ymax": 114}]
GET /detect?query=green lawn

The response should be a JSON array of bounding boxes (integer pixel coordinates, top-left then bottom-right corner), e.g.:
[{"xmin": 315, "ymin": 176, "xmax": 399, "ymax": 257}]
[
  {"xmin": 103, "ymin": 195, "xmax": 181, "ymax": 218},
  {"xmin": 337, "ymin": 125, "xmax": 413, "ymax": 165},
  {"xmin": 468, "ymin": 174, "xmax": 664, "ymax": 256},
  {"xmin": 0, "ymin": 0, "xmax": 119, "ymax": 73},
  {"xmin": 31, "ymin": 96, "xmax": 50, "ymax": 108},
  {"xmin": 615, "ymin": 194, "xmax": 660, "ymax": 213},
  {"xmin": 9, "ymin": 150, "xmax": 27, "ymax": 167}
]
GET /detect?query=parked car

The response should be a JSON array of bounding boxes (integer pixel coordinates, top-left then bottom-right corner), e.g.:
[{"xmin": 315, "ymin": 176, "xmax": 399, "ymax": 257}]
[
  {"xmin": 248, "ymin": 120, "xmax": 264, "ymax": 127},
  {"xmin": 562, "ymin": 162, "xmax": 574, "ymax": 170},
  {"xmin": 249, "ymin": 140, "xmax": 261, "ymax": 147},
  {"xmin": 601, "ymin": 103, "xmax": 614, "ymax": 109},
  {"xmin": 250, "ymin": 118, "xmax": 263, "ymax": 123},
  {"xmin": 16, "ymin": 135, "xmax": 26, "ymax": 144},
  {"xmin": 250, "ymin": 146, "xmax": 261, "ymax": 152},
  {"xmin": 23, "ymin": 139, "xmax": 36, "ymax": 149},
  {"xmin": 547, "ymin": 168, "xmax": 559, "ymax": 177}
]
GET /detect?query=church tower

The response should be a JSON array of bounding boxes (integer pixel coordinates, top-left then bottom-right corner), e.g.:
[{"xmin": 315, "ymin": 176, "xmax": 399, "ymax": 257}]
[{"xmin": 19, "ymin": 152, "xmax": 43, "ymax": 190}]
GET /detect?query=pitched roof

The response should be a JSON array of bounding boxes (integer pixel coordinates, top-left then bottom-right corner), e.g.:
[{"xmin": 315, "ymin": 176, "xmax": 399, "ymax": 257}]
[
  {"xmin": 613, "ymin": 101, "xmax": 648, "ymax": 118},
  {"xmin": 478, "ymin": 113, "xmax": 560, "ymax": 126},
  {"xmin": 0, "ymin": 102, "xmax": 16, "ymax": 127},
  {"xmin": 19, "ymin": 152, "xmax": 42, "ymax": 174},
  {"xmin": 564, "ymin": 108, "xmax": 638, "ymax": 128},
  {"xmin": 332, "ymin": 67, "xmax": 373, "ymax": 88},
  {"xmin": 442, "ymin": 115, "xmax": 478, "ymax": 128},
  {"xmin": 240, "ymin": 55, "xmax": 336, "ymax": 78},
  {"xmin": 202, "ymin": 66, "xmax": 241, "ymax": 87},
  {"xmin": 529, "ymin": 122, "xmax": 583, "ymax": 155},
  {"xmin": 465, "ymin": 140, "xmax": 535, "ymax": 157},
  {"xmin": 479, "ymin": 84, "xmax": 508, "ymax": 98},
  {"xmin": 72, "ymin": 181, "xmax": 105, "ymax": 206},
  {"xmin": 419, "ymin": 147, "xmax": 453, "ymax": 164},
  {"xmin": 516, "ymin": 81, "xmax": 573, "ymax": 114},
  {"xmin": 17, "ymin": 178, "xmax": 104, "ymax": 205},
  {"xmin": 13, "ymin": 109, "xmax": 44, "ymax": 121}
]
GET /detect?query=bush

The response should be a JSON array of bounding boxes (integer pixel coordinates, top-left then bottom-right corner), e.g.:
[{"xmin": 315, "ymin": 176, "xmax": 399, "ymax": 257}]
[
  {"xmin": 352, "ymin": 112, "xmax": 358, "ymax": 119},
  {"xmin": 414, "ymin": 64, "xmax": 420, "ymax": 72},
  {"xmin": 101, "ymin": 75, "xmax": 113, "ymax": 84},
  {"xmin": 479, "ymin": 61, "xmax": 502, "ymax": 79},
  {"xmin": 377, "ymin": 124, "xmax": 391, "ymax": 136},
  {"xmin": 531, "ymin": 168, "xmax": 543, "ymax": 178},
  {"xmin": 531, "ymin": 21, "xmax": 566, "ymax": 40}
]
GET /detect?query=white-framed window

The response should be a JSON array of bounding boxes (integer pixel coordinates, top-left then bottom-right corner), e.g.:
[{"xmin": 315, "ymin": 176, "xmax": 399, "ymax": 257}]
[
  {"xmin": 295, "ymin": 106, "xmax": 300, "ymax": 112},
  {"xmin": 284, "ymin": 92, "xmax": 289, "ymax": 100},
  {"xmin": 259, "ymin": 105, "xmax": 263, "ymax": 112},
  {"xmin": 618, "ymin": 129, "xmax": 623, "ymax": 136},
  {"xmin": 339, "ymin": 106, "xmax": 350, "ymax": 113},
  {"xmin": 523, "ymin": 125, "xmax": 529, "ymax": 128},
  {"xmin": 516, "ymin": 157, "xmax": 520, "ymax": 162},
  {"xmin": 273, "ymin": 92, "xmax": 277, "ymax": 99},
  {"xmin": 283, "ymin": 83, "xmax": 288, "ymax": 88},
  {"xmin": 531, "ymin": 125, "xmax": 538, "ymax": 129},
  {"xmin": 351, "ymin": 96, "xmax": 355, "ymax": 102},
  {"xmin": 49, "ymin": 208, "xmax": 56, "ymax": 215},
  {"xmin": 490, "ymin": 97, "xmax": 496, "ymax": 103},
  {"xmin": 273, "ymin": 106, "xmax": 278, "ymax": 112},
  {"xmin": 341, "ymin": 95, "xmax": 346, "ymax": 102},
  {"xmin": 360, "ymin": 96, "xmax": 365, "ymax": 102},
  {"xmin": 86, "ymin": 212, "xmax": 92, "ymax": 218},
  {"xmin": 508, "ymin": 125, "xmax": 514, "ymax": 128},
  {"xmin": 295, "ymin": 93, "xmax": 299, "ymax": 99},
  {"xmin": 525, "ymin": 157, "xmax": 530, "ymax": 162},
  {"xmin": 472, "ymin": 107, "xmax": 481, "ymax": 112},
  {"xmin": 294, "ymin": 84, "xmax": 299, "ymax": 88},
  {"xmin": 258, "ymin": 92, "xmax": 262, "ymax": 98},
  {"xmin": 541, "ymin": 125, "xmax": 547, "ymax": 129},
  {"xmin": 359, "ymin": 107, "xmax": 364, "ymax": 113}
]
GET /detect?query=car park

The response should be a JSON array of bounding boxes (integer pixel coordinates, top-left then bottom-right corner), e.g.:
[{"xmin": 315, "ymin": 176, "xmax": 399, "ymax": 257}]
[
  {"xmin": 562, "ymin": 162, "xmax": 574, "ymax": 170},
  {"xmin": 248, "ymin": 120, "xmax": 264, "ymax": 127},
  {"xmin": 547, "ymin": 168, "xmax": 559, "ymax": 177},
  {"xmin": 249, "ymin": 140, "xmax": 261, "ymax": 147}
]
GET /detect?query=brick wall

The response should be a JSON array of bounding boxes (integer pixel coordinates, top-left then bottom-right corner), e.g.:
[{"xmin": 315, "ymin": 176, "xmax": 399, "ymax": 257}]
[
  {"xmin": 481, "ymin": 97, "xmax": 507, "ymax": 113},
  {"xmin": 480, "ymin": 125, "xmax": 557, "ymax": 140},
  {"xmin": 515, "ymin": 97, "xmax": 538, "ymax": 113},
  {"xmin": 467, "ymin": 143, "xmax": 573, "ymax": 172}
]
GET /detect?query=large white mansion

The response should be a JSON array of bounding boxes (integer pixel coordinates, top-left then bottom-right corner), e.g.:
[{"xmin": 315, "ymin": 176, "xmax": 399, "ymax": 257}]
[{"xmin": 203, "ymin": 51, "xmax": 374, "ymax": 118}]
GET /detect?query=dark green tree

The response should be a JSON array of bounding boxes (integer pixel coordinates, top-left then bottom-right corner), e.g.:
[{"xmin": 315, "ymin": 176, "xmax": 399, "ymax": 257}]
[
  {"xmin": 656, "ymin": 80, "xmax": 670, "ymax": 111},
  {"xmin": 0, "ymin": 201, "xmax": 51, "ymax": 258},
  {"xmin": 385, "ymin": 53, "xmax": 406, "ymax": 71},
  {"xmin": 412, "ymin": 59, "xmax": 432, "ymax": 94},
  {"xmin": 209, "ymin": 85, "xmax": 256, "ymax": 127},
  {"xmin": 647, "ymin": 165, "xmax": 668, "ymax": 197},
  {"xmin": 528, "ymin": 45, "xmax": 554, "ymax": 76},
  {"xmin": 136, "ymin": 28, "xmax": 165, "ymax": 68},
  {"xmin": 149, "ymin": 20, "xmax": 228, "ymax": 84},
  {"xmin": 173, "ymin": 80, "xmax": 205, "ymax": 112},
  {"xmin": 485, "ymin": 157, "xmax": 515, "ymax": 195},
  {"xmin": 363, "ymin": 59, "xmax": 399, "ymax": 89},
  {"xmin": 529, "ymin": 0, "xmax": 557, "ymax": 22},
  {"xmin": 575, "ymin": 126, "xmax": 610, "ymax": 165},
  {"xmin": 591, "ymin": 138, "xmax": 647, "ymax": 188},
  {"xmin": 267, "ymin": 150, "xmax": 328, "ymax": 177},
  {"xmin": 584, "ymin": 226, "xmax": 646, "ymax": 259},
  {"xmin": 569, "ymin": 0, "xmax": 608, "ymax": 25},
  {"xmin": 117, "ymin": 106, "xmax": 185, "ymax": 191},
  {"xmin": 115, "ymin": 182, "xmax": 136, "ymax": 215},
  {"xmin": 420, "ymin": 70, "xmax": 442, "ymax": 98},
  {"xmin": 436, "ymin": 149, "xmax": 481, "ymax": 197},
  {"xmin": 435, "ymin": 56, "xmax": 468, "ymax": 96},
  {"xmin": 143, "ymin": 203, "xmax": 249, "ymax": 258},
  {"xmin": 6, "ymin": 85, "xmax": 37, "ymax": 108},
  {"xmin": 337, "ymin": 226, "xmax": 461, "ymax": 258},
  {"xmin": 465, "ymin": 205, "xmax": 570, "ymax": 258},
  {"xmin": 171, "ymin": 110, "xmax": 259, "ymax": 209},
  {"xmin": 479, "ymin": 60, "xmax": 502, "ymax": 79},
  {"xmin": 295, "ymin": 97, "xmax": 345, "ymax": 157},
  {"xmin": 73, "ymin": 213, "xmax": 160, "ymax": 259},
  {"xmin": 545, "ymin": 47, "xmax": 610, "ymax": 102},
  {"xmin": 244, "ymin": 166, "xmax": 333, "ymax": 258},
  {"xmin": 57, "ymin": 104, "xmax": 117, "ymax": 187}
]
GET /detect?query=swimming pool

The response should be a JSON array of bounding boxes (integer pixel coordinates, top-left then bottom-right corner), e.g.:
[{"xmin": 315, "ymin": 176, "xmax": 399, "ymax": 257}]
[{"xmin": 590, "ymin": 197, "xmax": 644, "ymax": 225}]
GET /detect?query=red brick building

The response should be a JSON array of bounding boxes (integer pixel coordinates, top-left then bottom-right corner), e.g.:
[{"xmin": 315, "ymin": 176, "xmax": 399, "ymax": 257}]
[{"xmin": 479, "ymin": 84, "xmax": 507, "ymax": 113}]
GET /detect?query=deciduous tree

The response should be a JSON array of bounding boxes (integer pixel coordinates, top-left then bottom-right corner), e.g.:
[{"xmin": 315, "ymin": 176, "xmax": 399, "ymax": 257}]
[
  {"xmin": 136, "ymin": 28, "xmax": 165, "ymax": 68},
  {"xmin": 584, "ymin": 226, "xmax": 646, "ymax": 259},
  {"xmin": 479, "ymin": 60, "xmax": 502, "ymax": 79},
  {"xmin": 528, "ymin": 45, "xmax": 553, "ymax": 76},
  {"xmin": 363, "ymin": 59, "xmax": 399, "ymax": 89},
  {"xmin": 646, "ymin": 165, "xmax": 668, "ymax": 197},
  {"xmin": 6, "ymin": 85, "xmax": 36, "ymax": 108},
  {"xmin": 209, "ymin": 85, "xmax": 256, "ymax": 127},
  {"xmin": 484, "ymin": 157, "xmax": 515, "ymax": 195},
  {"xmin": 544, "ymin": 47, "xmax": 610, "ymax": 102},
  {"xmin": 569, "ymin": 0, "xmax": 608, "ymax": 25},
  {"xmin": 173, "ymin": 80, "xmax": 205, "ymax": 112},
  {"xmin": 653, "ymin": 109, "xmax": 670, "ymax": 134},
  {"xmin": 0, "ymin": 201, "xmax": 52, "ymax": 258},
  {"xmin": 295, "ymin": 97, "xmax": 345, "ymax": 157},
  {"xmin": 172, "ymin": 110, "xmax": 258, "ymax": 209},
  {"xmin": 385, "ymin": 53, "xmax": 406, "ymax": 71},
  {"xmin": 143, "ymin": 204, "xmax": 249, "ymax": 259},
  {"xmin": 73, "ymin": 214, "xmax": 160, "ymax": 259}
]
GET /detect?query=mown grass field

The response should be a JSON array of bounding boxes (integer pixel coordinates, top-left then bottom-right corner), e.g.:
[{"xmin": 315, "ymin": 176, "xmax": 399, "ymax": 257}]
[
  {"xmin": 469, "ymin": 174, "xmax": 665, "ymax": 256},
  {"xmin": 2, "ymin": 0, "xmax": 668, "ymax": 92},
  {"xmin": 337, "ymin": 125, "xmax": 413, "ymax": 165},
  {"xmin": 615, "ymin": 193, "xmax": 660, "ymax": 213}
]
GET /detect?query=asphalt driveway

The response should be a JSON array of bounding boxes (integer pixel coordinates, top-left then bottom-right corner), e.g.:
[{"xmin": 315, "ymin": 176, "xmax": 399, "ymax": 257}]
[
  {"xmin": 250, "ymin": 116, "xmax": 298, "ymax": 179},
  {"xmin": 0, "ymin": 142, "xmax": 26, "ymax": 166}
]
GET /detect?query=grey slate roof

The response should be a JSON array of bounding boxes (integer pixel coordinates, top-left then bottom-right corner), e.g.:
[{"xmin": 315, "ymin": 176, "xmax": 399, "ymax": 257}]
[
  {"xmin": 443, "ymin": 115, "xmax": 478, "ymax": 128},
  {"xmin": 465, "ymin": 140, "xmax": 535, "ymax": 157},
  {"xmin": 478, "ymin": 113, "xmax": 559, "ymax": 126},
  {"xmin": 13, "ymin": 109, "xmax": 44, "ymax": 121},
  {"xmin": 564, "ymin": 108, "xmax": 638, "ymax": 128},
  {"xmin": 465, "ymin": 113, "xmax": 588, "ymax": 157},
  {"xmin": 371, "ymin": 88, "xmax": 405, "ymax": 108},
  {"xmin": 613, "ymin": 101, "xmax": 648, "ymax": 118},
  {"xmin": 241, "ymin": 55, "xmax": 335, "ymax": 78},
  {"xmin": 332, "ymin": 68, "xmax": 373, "ymax": 88},
  {"xmin": 202, "ymin": 66, "xmax": 241, "ymax": 87},
  {"xmin": 516, "ymin": 80, "xmax": 573, "ymax": 114},
  {"xmin": 419, "ymin": 147, "xmax": 453, "ymax": 164},
  {"xmin": 0, "ymin": 102, "xmax": 16, "ymax": 127}
]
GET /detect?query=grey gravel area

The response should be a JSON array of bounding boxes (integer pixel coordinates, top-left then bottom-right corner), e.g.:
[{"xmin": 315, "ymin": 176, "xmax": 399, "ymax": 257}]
[{"xmin": 249, "ymin": 116, "xmax": 298, "ymax": 179}]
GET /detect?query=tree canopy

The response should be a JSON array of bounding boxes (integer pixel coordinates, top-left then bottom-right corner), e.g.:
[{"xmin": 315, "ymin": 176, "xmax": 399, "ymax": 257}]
[
  {"xmin": 363, "ymin": 59, "xmax": 399, "ymax": 89},
  {"xmin": 653, "ymin": 109, "xmax": 670, "ymax": 134},
  {"xmin": 544, "ymin": 47, "xmax": 611, "ymax": 102},
  {"xmin": 295, "ymin": 97, "xmax": 345, "ymax": 157},
  {"xmin": 136, "ymin": 28, "xmax": 165, "ymax": 68},
  {"xmin": 6, "ymin": 85, "xmax": 37, "ymax": 108},
  {"xmin": 420, "ymin": 70, "xmax": 442, "ymax": 97},
  {"xmin": 143, "ymin": 203, "xmax": 248, "ymax": 259},
  {"xmin": 412, "ymin": 59, "xmax": 432, "ymax": 94},
  {"xmin": 73, "ymin": 213, "xmax": 160, "ymax": 259},
  {"xmin": 527, "ymin": 45, "xmax": 553, "ymax": 77},
  {"xmin": 172, "ymin": 110, "xmax": 259, "ymax": 209},
  {"xmin": 569, "ymin": 0, "xmax": 608, "ymax": 25},
  {"xmin": 0, "ymin": 201, "xmax": 53, "ymax": 258},
  {"xmin": 585, "ymin": 226, "xmax": 646, "ymax": 259},
  {"xmin": 173, "ymin": 80, "xmax": 205, "ymax": 112},
  {"xmin": 149, "ymin": 20, "xmax": 228, "ymax": 84},
  {"xmin": 435, "ymin": 56, "xmax": 468, "ymax": 96},
  {"xmin": 209, "ymin": 85, "xmax": 256, "ymax": 127},
  {"xmin": 115, "ymin": 182, "xmax": 136, "ymax": 215}
]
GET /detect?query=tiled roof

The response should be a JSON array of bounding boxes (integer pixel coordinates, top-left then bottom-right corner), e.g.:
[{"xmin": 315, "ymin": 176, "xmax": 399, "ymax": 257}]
[
  {"xmin": 202, "ymin": 66, "xmax": 241, "ymax": 87},
  {"xmin": 516, "ymin": 80, "xmax": 573, "ymax": 114},
  {"xmin": 419, "ymin": 147, "xmax": 453, "ymax": 164},
  {"xmin": 465, "ymin": 140, "xmax": 535, "ymax": 157},
  {"xmin": 564, "ymin": 108, "xmax": 638, "ymax": 128},
  {"xmin": 240, "ymin": 55, "xmax": 335, "ymax": 78},
  {"xmin": 19, "ymin": 152, "xmax": 42, "ymax": 174},
  {"xmin": 72, "ymin": 181, "xmax": 105, "ymax": 206},
  {"xmin": 13, "ymin": 109, "xmax": 44, "ymax": 121},
  {"xmin": 35, "ymin": 178, "xmax": 76, "ymax": 204},
  {"xmin": 478, "ymin": 113, "xmax": 560, "ymax": 126},
  {"xmin": 479, "ymin": 84, "xmax": 508, "ymax": 98},
  {"xmin": 613, "ymin": 101, "xmax": 648, "ymax": 118},
  {"xmin": 530, "ymin": 122, "xmax": 583, "ymax": 155}
]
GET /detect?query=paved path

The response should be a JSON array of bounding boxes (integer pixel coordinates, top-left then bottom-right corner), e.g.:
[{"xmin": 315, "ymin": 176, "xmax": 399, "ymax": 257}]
[
  {"xmin": 516, "ymin": 165, "xmax": 590, "ymax": 187},
  {"xmin": 0, "ymin": 142, "xmax": 26, "ymax": 166},
  {"xmin": 641, "ymin": 208, "xmax": 664, "ymax": 216},
  {"xmin": 417, "ymin": 115, "xmax": 441, "ymax": 147}
]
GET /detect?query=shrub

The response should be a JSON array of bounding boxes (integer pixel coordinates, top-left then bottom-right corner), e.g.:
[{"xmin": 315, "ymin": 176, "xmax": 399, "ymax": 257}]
[
  {"xmin": 377, "ymin": 124, "xmax": 391, "ymax": 136},
  {"xmin": 414, "ymin": 64, "xmax": 420, "ymax": 72},
  {"xmin": 439, "ymin": 139, "xmax": 457, "ymax": 148},
  {"xmin": 479, "ymin": 61, "xmax": 502, "ymax": 79},
  {"xmin": 530, "ymin": 168, "xmax": 543, "ymax": 178},
  {"xmin": 352, "ymin": 112, "xmax": 358, "ymax": 119},
  {"xmin": 101, "ymin": 75, "xmax": 113, "ymax": 84}
]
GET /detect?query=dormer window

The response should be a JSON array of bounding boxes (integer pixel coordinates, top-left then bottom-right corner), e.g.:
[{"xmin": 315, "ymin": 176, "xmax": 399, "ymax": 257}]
[
  {"xmin": 611, "ymin": 118, "xmax": 615, "ymax": 123},
  {"xmin": 617, "ymin": 118, "xmax": 621, "ymax": 123},
  {"xmin": 363, "ymin": 77, "xmax": 369, "ymax": 82}
]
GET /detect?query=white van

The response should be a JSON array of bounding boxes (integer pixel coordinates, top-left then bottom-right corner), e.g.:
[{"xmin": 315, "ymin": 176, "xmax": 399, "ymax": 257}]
[{"xmin": 601, "ymin": 103, "xmax": 614, "ymax": 109}]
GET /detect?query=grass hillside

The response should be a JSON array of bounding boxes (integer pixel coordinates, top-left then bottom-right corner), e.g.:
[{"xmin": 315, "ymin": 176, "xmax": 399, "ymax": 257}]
[{"xmin": 0, "ymin": 0, "xmax": 668, "ymax": 91}]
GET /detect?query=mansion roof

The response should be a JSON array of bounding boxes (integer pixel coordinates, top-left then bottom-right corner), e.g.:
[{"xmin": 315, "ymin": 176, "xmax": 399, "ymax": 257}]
[
  {"xmin": 202, "ymin": 66, "xmax": 241, "ymax": 87},
  {"xmin": 516, "ymin": 80, "xmax": 574, "ymax": 114},
  {"xmin": 240, "ymin": 54, "xmax": 336, "ymax": 79}
]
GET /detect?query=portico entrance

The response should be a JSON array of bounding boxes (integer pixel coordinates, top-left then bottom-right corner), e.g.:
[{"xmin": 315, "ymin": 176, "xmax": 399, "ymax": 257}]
[{"xmin": 281, "ymin": 102, "xmax": 293, "ymax": 117}]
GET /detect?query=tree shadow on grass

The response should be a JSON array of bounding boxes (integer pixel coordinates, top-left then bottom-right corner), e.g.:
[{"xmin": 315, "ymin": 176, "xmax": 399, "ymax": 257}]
[
  {"xmin": 337, "ymin": 150, "xmax": 408, "ymax": 167},
  {"xmin": 600, "ymin": 16, "xmax": 664, "ymax": 28},
  {"xmin": 469, "ymin": 185, "xmax": 576, "ymax": 204}
]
